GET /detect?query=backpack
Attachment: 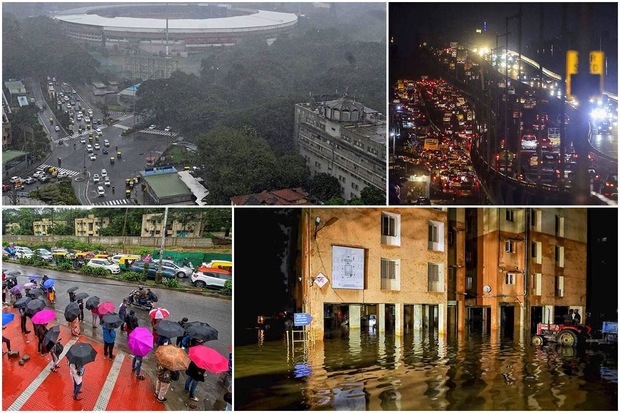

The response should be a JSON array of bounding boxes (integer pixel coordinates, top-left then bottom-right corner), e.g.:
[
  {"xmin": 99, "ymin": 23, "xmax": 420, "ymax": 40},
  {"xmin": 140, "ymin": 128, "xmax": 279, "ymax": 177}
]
[
  {"xmin": 171, "ymin": 370, "xmax": 180, "ymax": 381},
  {"xmin": 54, "ymin": 342, "xmax": 64, "ymax": 356}
]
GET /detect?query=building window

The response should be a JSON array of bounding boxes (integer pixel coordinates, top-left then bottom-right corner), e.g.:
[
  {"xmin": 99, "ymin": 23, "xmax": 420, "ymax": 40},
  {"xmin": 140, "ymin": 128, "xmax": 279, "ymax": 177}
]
[
  {"xmin": 505, "ymin": 209, "xmax": 515, "ymax": 222},
  {"xmin": 532, "ymin": 273, "xmax": 542, "ymax": 296},
  {"xmin": 506, "ymin": 272, "xmax": 516, "ymax": 285},
  {"xmin": 466, "ymin": 275, "xmax": 473, "ymax": 291},
  {"xmin": 555, "ymin": 215, "xmax": 565, "ymax": 237},
  {"xmin": 505, "ymin": 239, "xmax": 516, "ymax": 253},
  {"xmin": 380, "ymin": 258, "xmax": 400, "ymax": 291},
  {"xmin": 555, "ymin": 275, "xmax": 564, "ymax": 297},
  {"xmin": 555, "ymin": 245, "xmax": 564, "ymax": 268},
  {"xmin": 531, "ymin": 241, "xmax": 542, "ymax": 264},
  {"xmin": 428, "ymin": 221, "xmax": 444, "ymax": 251},
  {"xmin": 428, "ymin": 262, "xmax": 444, "ymax": 292},
  {"xmin": 381, "ymin": 212, "xmax": 401, "ymax": 246}
]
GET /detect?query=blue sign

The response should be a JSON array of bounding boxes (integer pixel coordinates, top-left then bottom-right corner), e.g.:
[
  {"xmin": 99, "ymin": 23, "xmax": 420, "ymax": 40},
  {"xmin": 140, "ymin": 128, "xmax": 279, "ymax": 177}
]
[{"xmin": 294, "ymin": 313, "xmax": 313, "ymax": 327}]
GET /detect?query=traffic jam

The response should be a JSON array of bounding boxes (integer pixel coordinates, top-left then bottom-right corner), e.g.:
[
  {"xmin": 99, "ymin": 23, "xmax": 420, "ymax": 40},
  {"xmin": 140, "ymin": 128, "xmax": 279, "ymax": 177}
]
[{"xmin": 391, "ymin": 78, "xmax": 482, "ymax": 205}]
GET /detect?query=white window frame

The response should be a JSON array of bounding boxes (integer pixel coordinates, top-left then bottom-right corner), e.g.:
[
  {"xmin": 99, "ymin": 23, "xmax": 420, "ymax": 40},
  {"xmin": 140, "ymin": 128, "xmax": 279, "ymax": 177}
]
[
  {"xmin": 505, "ymin": 209, "xmax": 515, "ymax": 222},
  {"xmin": 555, "ymin": 215, "xmax": 565, "ymax": 237},
  {"xmin": 531, "ymin": 241, "xmax": 542, "ymax": 264},
  {"xmin": 506, "ymin": 272, "xmax": 516, "ymax": 285},
  {"xmin": 555, "ymin": 245, "xmax": 565, "ymax": 268},
  {"xmin": 466, "ymin": 275, "xmax": 473, "ymax": 291},
  {"xmin": 532, "ymin": 273, "xmax": 542, "ymax": 296},
  {"xmin": 530, "ymin": 209, "xmax": 541, "ymax": 232},
  {"xmin": 428, "ymin": 220, "xmax": 445, "ymax": 251},
  {"xmin": 380, "ymin": 258, "xmax": 400, "ymax": 291},
  {"xmin": 427, "ymin": 262, "xmax": 444, "ymax": 292},
  {"xmin": 505, "ymin": 239, "xmax": 516, "ymax": 253},
  {"xmin": 555, "ymin": 275, "xmax": 564, "ymax": 297},
  {"xmin": 381, "ymin": 212, "xmax": 401, "ymax": 246}
]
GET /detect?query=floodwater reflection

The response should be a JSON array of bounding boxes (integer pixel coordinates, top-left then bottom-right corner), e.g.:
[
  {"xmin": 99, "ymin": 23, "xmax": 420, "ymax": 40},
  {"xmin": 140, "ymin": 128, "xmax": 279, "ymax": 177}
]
[{"xmin": 235, "ymin": 330, "xmax": 617, "ymax": 410}]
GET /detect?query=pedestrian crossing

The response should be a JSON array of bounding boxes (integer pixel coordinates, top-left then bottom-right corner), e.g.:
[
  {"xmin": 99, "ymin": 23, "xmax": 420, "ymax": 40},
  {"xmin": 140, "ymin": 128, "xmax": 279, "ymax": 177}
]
[
  {"xmin": 140, "ymin": 129, "xmax": 178, "ymax": 137},
  {"xmin": 91, "ymin": 198, "xmax": 132, "ymax": 206},
  {"xmin": 38, "ymin": 164, "xmax": 81, "ymax": 178}
]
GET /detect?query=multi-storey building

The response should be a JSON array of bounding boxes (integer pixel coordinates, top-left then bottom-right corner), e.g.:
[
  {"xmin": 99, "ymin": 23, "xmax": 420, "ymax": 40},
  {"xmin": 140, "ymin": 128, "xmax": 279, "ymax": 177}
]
[
  {"xmin": 299, "ymin": 207, "xmax": 449, "ymax": 341},
  {"xmin": 33, "ymin": 218, "xmax": 67, "ymax": 236},
  {"xmin": 294, "ymin": 97, "xmax": 386, "ymax": 201},
  {"xmin": 463, "ymin": 208, "xmax": 587, "ymax": 338},
  {"xmin": 74, "ymin": 215, "xmax": 110, "ymax": 236},
  {"xmin": 141, "ymin": 213, "xmax": 203, "ymax": 238}
]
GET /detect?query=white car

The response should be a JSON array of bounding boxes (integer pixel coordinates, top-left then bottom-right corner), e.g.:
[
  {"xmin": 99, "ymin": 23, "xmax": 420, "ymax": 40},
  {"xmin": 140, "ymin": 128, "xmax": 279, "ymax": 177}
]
[
  {"xmin": 160, "ymin": 259, "xmax": 194, "ymax": 278},
  {"xmin": 86, "ymin": 144, "xmax": 93, "ymax": 153},
  {"xmin": 148, "ymin": 124, "xmax": 156, "ymax": 130},
  {"xmin": 93, "ymin": 174, "xmax": 100, "ymax": 183},
  {"xmin": 104, "ymin": 176, "xmax": 111, "ymax": 186},
  {"xmin": 101, "ymin": 169, "xmax": 108, "ymax": 177},
  {"xmin": 57, "ymin": 171, "xmax": 68, "ymax": 178},
  {"xmin": 94, "ymin": 143, "xmax": 101, "ymax": 150},
  {"xmin": 23, "ymin": 177, "xmax": 36, "ymax": 184},
  {"xmin": 9, "ymin": 176, "xmax": 22, "ymax": 183},
  {"xmin": 89, "ymin": 153, "xmax": 97, "ymax": 161},
  {"xmin": 54, "ymin": 125, "xmax": 60, "ymax": 132},
  {"xmin": 104, "ymin": 139, "xmax": 110, "ymax": 147},
  {"xmin": 86, "ymin": 258, "xmax": 121, "ymax": 274},
  {"xmin": 191, "ymin": 268, "xmax": 232, "ymax": 289},
  {"xmin": 80, "ymin": 137, "xmax": 86, "ymax": 144},
  {"xmin": 13, "ymin": 246, "xmax": 33, "ymax": 259},
  {"xmin": 164, "ymin": 126, "xmax": 171, "ymax": 132},
  {"xmin": 97, "ymin": 186, "xmax": 105, "ymax": 197}
]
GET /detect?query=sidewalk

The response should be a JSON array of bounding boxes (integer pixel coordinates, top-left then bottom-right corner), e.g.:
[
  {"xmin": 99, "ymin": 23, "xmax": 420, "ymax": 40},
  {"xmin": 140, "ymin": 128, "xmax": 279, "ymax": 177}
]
[{"xmin": 2, "ymin": 305, "xmax": 230, "ymax": 411}]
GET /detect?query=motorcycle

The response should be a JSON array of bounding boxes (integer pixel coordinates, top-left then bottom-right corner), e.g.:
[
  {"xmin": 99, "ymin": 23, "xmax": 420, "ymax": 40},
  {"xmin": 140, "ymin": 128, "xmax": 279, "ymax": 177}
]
[{"xmin": 127, "ymin": 290, "xmax": 158, "ymax": 311}]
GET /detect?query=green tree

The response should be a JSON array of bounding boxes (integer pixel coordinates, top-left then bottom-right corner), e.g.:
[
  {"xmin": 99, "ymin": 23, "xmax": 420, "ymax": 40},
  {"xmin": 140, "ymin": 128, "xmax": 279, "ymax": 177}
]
[
  {"xmin": 359, "ymin": 186, "xmax": 386, "ymax": 205},
  {"xmin": 306, "ymin": 173, "xmax": 342, "ymax": 203}
]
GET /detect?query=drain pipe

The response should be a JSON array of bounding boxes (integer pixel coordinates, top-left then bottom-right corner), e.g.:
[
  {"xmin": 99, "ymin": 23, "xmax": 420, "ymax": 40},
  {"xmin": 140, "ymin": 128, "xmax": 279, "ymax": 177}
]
[{"xmin": 523, "ymin": 208, "xmax": 530, "ymax": 337}]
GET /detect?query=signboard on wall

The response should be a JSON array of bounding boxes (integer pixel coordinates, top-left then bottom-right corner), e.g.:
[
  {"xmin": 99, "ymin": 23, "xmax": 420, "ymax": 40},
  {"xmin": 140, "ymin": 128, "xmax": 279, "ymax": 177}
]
[{"xmin": 332, "ymin": 246, "xmax": 364, "ymax": 289}]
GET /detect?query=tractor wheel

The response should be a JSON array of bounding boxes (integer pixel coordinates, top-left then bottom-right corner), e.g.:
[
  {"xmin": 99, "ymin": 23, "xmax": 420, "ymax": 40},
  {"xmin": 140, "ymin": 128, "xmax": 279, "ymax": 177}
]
[
  {"xmin": 531, "ymin": 335, "xmax": 544, "ymax": 346},
  {"xmin": 557, "ymin": 329, "xmax": 578, "ymax": 347}
]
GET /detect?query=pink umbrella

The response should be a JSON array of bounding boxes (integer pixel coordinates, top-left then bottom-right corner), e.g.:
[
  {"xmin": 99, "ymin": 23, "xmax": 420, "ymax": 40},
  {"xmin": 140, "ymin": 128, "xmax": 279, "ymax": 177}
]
[
  {"xmin": 24, "ymin": 282, "xmax": 36, "ymax": 289},
  {"xmin": 31, "ymin": 309, "xmax": 56, "ymax": 324},
  {"xmin": 188, "ymin": 345, "xmax": 229, "ymax": 373},
  {"xmin": 127, "ymin": 327, "xmax": 154, "ymax": 357},
  {"xmin": 97, "ymin": 301, "xmax": 116, "ymax": 316},
  {"xmin": 148, "ymin": 307, "xmax": 171, "ymax": 320}
]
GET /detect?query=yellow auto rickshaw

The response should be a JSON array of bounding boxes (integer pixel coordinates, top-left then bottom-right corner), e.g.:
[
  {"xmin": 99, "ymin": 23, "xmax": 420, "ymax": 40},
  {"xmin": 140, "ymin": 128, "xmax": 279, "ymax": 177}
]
[
  {"xmin": 74, "ymin": 251, "xmax": 95, "ymax": 263},
  {"xmin": 117, "ymin": 151, "xmax": 122, "ymax": 159},
  {"xmin": 52, "ymin": 251, "xmax": 70, "ymax": 264},
  {"xmin": 94, "ymin": 254, "xmax": 109, "ymax": 260},
  {"xmin": 110, "ymin": 157, "xmax": 115, "ymax": 164},
  {"xmin": 125, "ymin": 189, "xmax": 131, "ymax": 198},
  {"xmin": 118, "ymin": 255, "xmax": 141, "ymax": 271}
]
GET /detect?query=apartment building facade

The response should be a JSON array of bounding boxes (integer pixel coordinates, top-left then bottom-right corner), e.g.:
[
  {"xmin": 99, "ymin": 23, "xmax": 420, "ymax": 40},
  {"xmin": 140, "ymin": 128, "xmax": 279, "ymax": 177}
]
[
  {"xmin": 141, "ymin": 213, "xmax": 202, "ymax": 238},
  {"xmin": 33, "ymin": 218, "xmax": 67, "ymax": 236},
  {"xmin": 74, "ymin": 215, "xmax": 110, "ymax": 236}
]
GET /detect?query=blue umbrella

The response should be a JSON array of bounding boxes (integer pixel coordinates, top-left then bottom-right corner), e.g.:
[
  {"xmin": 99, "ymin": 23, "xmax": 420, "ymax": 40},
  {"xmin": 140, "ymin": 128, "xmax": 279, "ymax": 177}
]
[
  {"xmin": 43, "ymin": 279, "xmax": 55, "ymax": 289},
  {"xmin": 2, "ymin": 312, "xmax": 15, "ymax": 326}
]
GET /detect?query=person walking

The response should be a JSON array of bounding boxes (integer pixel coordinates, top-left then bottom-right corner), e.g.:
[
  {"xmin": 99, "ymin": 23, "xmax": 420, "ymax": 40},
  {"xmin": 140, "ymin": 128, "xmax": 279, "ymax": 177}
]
[
  {"xmin": 19, "ymin": 306, "xmax": 31, "ymax": 334},
  {"xmin": 155, "ymin": 362, "xmax": 173, "ymax": 403},
  {"xmin": 91, "ymin": 305, "xmax": 99, "ymax": 328},
  {"xmin": 69, "ymin": 361, "xmax": 85, "ymax": 401},
  {"xmin": 69, "ymin": 317, "xmax": 81, "ymax": 337},
  {"xmin": 132, "ymin": 355, "xmax": 145, "ymax": 380},
  {"xmin": 77, "ymin": 298, "xmax": 85, "ymax": 322},
  {"xmin": 102, "ymin": 325, "xmax": 116, "ymax": 360},
  {"xmin": 125, "ymin": 310, "xmax": 139, "ymax": 335},
  {"xmin": 184, "ymin": 360, "xmax": 206, "ymax": 402},
  {"xmin": 176, "ymin": 318, "xmax": 189, "ymax": 347},
  {"xmin": 34, "ymin": 323, "xmax": 48, "ymax": 355},
  {"xmin": 48, "ymin": 337, "xmax": 63, "ymax": 372},
  {"xmin": 2, "ymin": 335, "xmax": 11, "ymax": 354},
  {"xmin": 118, "ymin": 299, "xmax": 129, "ymax": 332}
]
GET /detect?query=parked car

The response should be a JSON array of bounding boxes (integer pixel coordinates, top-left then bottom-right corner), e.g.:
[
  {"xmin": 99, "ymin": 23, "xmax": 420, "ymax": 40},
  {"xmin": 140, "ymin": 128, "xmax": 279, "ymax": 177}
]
[
  {"xmin": 13, "ymin": 246, "xmax": 34, "ymax": 259},
  {"xmin": 159, "ymin": 259, "xmax": 193, "ymax": 278},
  {"xmin": 129, "ymin": 261, "xmax": 176, "ymax": 280},
  {"xmin": 86, "ymin": 258, "xmax": 121, "ymax": 274},
  {"xmin": 602, "ymin": 174, "xmax": 618, "ymax": 198},
  {"xmin": 191, "ymin": 267, "xmax": 232, "ymax": 289},
  {"xmin": 23, "ymin": 177, "xmax": 36, "ymax": 184},
  {"xmin": 33, "ymin": 248, "xmax": 54, "ymax": 262}
]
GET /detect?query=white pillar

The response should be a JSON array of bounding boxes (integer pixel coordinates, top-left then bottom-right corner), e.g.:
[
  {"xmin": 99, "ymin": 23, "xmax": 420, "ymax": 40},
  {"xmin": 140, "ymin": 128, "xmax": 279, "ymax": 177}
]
[
  {"xmin": 378, "ymin": 303, "xmax": 386, "ymax": 333},
  {"xmin": 349, "ymin": 304, "xmax": 361, "ymax": 330},
  {"xmin": 414, "ymin": 304, "xmax": 423, "ymax": 330},
  {"xmin": 395, "ymin": 303, "xmax": 403, "ymax": 337}
]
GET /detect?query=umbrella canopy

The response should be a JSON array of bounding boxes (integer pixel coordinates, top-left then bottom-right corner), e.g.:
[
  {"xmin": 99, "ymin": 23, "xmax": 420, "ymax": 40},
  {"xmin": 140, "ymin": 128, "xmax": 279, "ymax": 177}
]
[
  {"xmin": 154, "ymin": 344, "xmax": 190, "ymax": 371},
  {"xmin": 97, "ymin": 301, "xmax": 116, "ymax": 316},
  {"xmin": 29, "ymin": 274, "xmax": 42, "ymax": 281},
  {"xmin": 27, "ymin": 288, "xmax": 45, "ymax": 299},
  {"xmin": 31, "ymin": 309, "xmax": 56, "ymax": 324},
  {"xmin": 2, "ymin": 312, "xmax": 15, "ymax": 326},
  {"xmin": 25, "ymin": 299, "xmax": 46, "ymax": 316},
  {"xmin": 66, "ymin": 342, "xmax": 97, "ymax": 366},
  {"xmin": 127, "ymin": 327, "xmax": 154, "ymax": 357},
  {"xmin": 13, "ymin": 297, "xmax": 31, "ymax": 309},
  {"xmin": 64, "ymin": 302, "xmax": 80, "ymax": 322},
  {"xmin": 149, "ymin": 307, "xmax": 171, "ymax": 320},
  {"xmin": 9, "ymin": 284, "xmax": 25, "ymax": 295},
  {"xmin": 23, "ymin": 282, "xmax": 36, "ymax": 289},
  {"xmin": 184, "ymin": 321, "xmax": 218, "ymax": 341},
  {"xmin": 74, "ymin": 292, "xmax": 89, "ymax": 301},
  {"xmin": 42, "ymin": 279, "xmax": 55, "ymax": 289},
  {"xmin": 43, "ymin": 325, "xmax": 60, "ymax": 349},
  {"xmin": 155, "ymin": 319, "xmax": 186, "ymax": 338},
  {"xmin": 102, "ymin": 313, "xmax": 123, "ymax": 329},
  {"xmin": 188, "ymin": 345, "xmax": 229, "ymax": 373},
  {"xmin": 67, "ymin": 286, "xmax": 79, "ymax": 293},
  {"xmin": 85, "ymin": 296, "xmax": 100, "ymax": 310}
]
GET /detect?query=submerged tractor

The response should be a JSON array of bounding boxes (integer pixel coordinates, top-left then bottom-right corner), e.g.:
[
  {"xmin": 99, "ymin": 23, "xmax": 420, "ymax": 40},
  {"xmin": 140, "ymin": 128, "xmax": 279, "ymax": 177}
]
[{"xmin": 531, "ymin": 322, "xmax": 592, "ymax": 347}]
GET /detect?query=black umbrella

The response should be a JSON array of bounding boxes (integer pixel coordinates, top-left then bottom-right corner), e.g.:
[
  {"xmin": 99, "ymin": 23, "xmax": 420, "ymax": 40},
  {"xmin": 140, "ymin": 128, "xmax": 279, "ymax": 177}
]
[
  {"xmin": 25, "ymin": 299, "xmax": 46, "ymax": 316},
  {"xmin": 13, "ymin": 296, "xmax": 31, "ymax": 309},
  {"xmin": 64, "ymin": 302, "xmax": 80, "ymax": 322},
  {"xmin": 74, "ymin": 292, "xmax": 89, "ymax": 301},
  {"xmin": 85, "ymin": 296, "xmax": 100, "ymax": 310},
  {"xmin": 43, "ymin": 325, "xmax": 61, "ymax": 350},
  {"xmin": 67, "ymin": 286, "xmax": 79, "ymax": 293},
  {"xmin": 27, "ymin": 288, "xmax": 45, "ymax": 298},
  {"xmin": 66, "ymin": 342, "xmax": 97, "ymax": 366},
  {"xmin": 155, "ymin": 319, "xmax": 186, "ymax": 338},
  {"xmin": 184, "ymin": 321, "xmax": 218, "ymax": 341},
  {"xmin": 102, "ymin": 313, "xmax": 123, "ymax": 329}
]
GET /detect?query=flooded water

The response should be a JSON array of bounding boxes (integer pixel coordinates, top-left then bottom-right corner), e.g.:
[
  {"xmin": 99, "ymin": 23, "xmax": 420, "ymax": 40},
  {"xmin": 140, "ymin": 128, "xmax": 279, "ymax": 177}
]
[{"xmin": 234, "ymin": 330, "xmax": 618, "ymax": 411}]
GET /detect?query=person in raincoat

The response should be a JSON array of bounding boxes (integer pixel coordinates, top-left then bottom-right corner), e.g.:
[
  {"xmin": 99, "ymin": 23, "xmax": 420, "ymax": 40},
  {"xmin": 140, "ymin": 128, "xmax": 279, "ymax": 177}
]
[{"xmin": 102, "ymin": 324, "xmax": 116, "ymax": 360}]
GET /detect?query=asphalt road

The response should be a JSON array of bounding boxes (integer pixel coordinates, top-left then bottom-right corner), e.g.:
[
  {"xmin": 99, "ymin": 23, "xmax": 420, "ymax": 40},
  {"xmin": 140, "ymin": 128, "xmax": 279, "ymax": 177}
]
[{"xmin": 2, "ymin": 263, "xmax": 232, "ymax": 359}]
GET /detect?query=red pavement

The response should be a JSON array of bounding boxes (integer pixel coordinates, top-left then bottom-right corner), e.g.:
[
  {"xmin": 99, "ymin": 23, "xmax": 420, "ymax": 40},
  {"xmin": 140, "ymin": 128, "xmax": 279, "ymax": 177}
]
[{"xmin": 2, "ymin": 306, "xmax": 165, "ymax": 411}]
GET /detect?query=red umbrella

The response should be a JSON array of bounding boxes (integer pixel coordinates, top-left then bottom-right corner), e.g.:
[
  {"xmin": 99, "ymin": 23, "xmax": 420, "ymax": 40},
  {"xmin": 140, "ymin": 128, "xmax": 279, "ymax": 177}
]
[
  {"xmin": 31, "ymin": 309, "xmax": 56, "ymax": 324},
  {"xmin": 188, "ymin": 346, "xmax": 228, "ymax": 373},
  {"xmin": 148, "ymin": 307, "xmax": 171, "ymax": 320},
  {"xmin": 97, "ymin": 301, "xmax": 116, "ymax": 316}
]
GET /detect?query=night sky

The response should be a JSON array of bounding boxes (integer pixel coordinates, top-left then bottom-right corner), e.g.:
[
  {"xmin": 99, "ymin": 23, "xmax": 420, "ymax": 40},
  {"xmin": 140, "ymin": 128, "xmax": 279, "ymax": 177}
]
[{"xmin": 235, "ymin": 208, "xmax": 618, "ymax": 333}]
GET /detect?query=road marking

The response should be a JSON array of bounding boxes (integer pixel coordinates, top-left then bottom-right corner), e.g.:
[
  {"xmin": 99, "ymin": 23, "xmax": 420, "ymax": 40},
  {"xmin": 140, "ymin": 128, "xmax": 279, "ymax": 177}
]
[
  {"xmin": 6, "ymin": 336, "xmax": 79, "ymax": 411},
  {"xmin": 38, "ymin": 164, "xmax": 81, "ymax": 178},
  {"xmin": 94, "ymin": 353, "xmax": 125, "ymax": 411}
]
